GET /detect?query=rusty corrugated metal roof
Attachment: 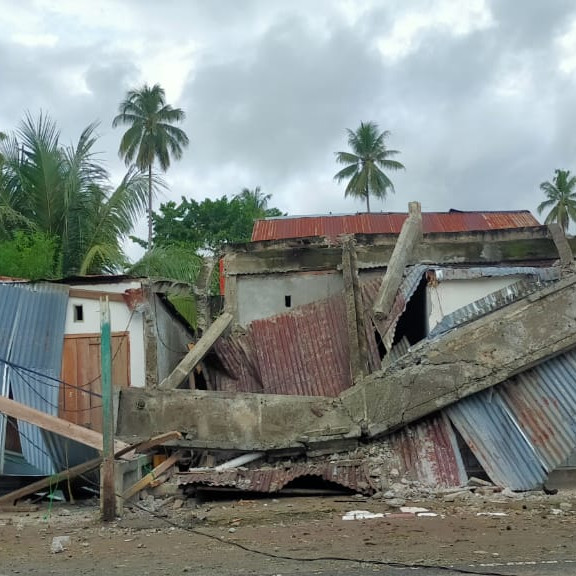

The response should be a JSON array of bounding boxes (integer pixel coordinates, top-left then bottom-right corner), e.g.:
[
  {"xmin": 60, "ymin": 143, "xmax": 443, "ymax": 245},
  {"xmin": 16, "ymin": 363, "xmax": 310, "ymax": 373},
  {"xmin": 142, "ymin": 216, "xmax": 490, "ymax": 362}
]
[
  {"xmin": 252, "ymin": 211, "xmax": 541, "ymax": 241},
  {"xmin": 390, "ymin": 413, "xmax": 467, "ymax": 488},
  {"xmin": 177, "ymin": 460, "xmax": 375, "ymax": 494},
  {"xmin": 211, "ymin": 293, "xmax": 352, "ymax": 396}
]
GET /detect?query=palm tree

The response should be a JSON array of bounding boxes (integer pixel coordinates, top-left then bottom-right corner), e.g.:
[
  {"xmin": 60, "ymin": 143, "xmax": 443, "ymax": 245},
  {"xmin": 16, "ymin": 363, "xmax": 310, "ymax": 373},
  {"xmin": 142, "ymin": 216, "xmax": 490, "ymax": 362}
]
[
  {"xmin": 0, "ymin": 113, "xmax": 149, "ymax": 275},
  {"xmin": 112, "ymin": 83, "xmax": 189, "ymax": 248},
  {"xmin": 538, "ymin": 169, "xmax": 576, "ymax": 234},
  {"xmin": 334, "ymin": 121, "xmax": 404, "ymax": 212},
  {"xmin": 235, "ymin": 186, "xmax": 272, "ymax": 213}
]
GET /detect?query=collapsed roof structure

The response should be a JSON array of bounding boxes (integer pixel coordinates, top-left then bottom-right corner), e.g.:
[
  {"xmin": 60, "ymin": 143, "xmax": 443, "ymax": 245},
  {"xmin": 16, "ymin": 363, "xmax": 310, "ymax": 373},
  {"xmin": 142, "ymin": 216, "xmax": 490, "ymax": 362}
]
[{"xmin": 116, "ymin": 204, "xmax": 576, "ymax": 493}]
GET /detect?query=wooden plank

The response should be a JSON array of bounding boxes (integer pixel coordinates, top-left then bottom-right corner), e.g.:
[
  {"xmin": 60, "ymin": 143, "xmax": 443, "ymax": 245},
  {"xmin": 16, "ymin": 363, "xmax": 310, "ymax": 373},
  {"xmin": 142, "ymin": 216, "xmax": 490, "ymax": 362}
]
[
  {"xmin": 0, "ymin": 457, "xmax": 102, "ymax": 506},
  {"xmin": 0, "ymin": 396, "xmax": 129, "ymax": 453},
  {"xmin": 122, "ymin": 450, "xmax": 183, "ymax": 500},
  {"xmin": 159, "ymin": 313, "xmax": 233, "ymax": 390},
  {"xmin": 134, "ymin": 431, "xmax": 182, "ymax": 453},
  {"xmin": 68, "ymin": 288, "xmax": 125, "ymax": 302},
  {"xmin": 0, "ymin": 435, "xmax": 182, "ymax": 506}
]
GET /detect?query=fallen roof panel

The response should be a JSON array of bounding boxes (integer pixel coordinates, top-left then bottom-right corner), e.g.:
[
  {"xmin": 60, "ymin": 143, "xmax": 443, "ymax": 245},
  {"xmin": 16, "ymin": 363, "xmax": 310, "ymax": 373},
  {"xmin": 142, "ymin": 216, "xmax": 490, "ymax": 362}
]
[{"xmin": 178, "ymin": 460, "xmax": 375, "ymax": 495}]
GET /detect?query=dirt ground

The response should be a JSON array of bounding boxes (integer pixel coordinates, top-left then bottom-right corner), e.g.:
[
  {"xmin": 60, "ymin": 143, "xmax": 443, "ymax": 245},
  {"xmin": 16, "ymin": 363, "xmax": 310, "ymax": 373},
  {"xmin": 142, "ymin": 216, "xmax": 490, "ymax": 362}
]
[{"xmin": 1, "ymin": 489, "xmax": 576, "ymax": 575}]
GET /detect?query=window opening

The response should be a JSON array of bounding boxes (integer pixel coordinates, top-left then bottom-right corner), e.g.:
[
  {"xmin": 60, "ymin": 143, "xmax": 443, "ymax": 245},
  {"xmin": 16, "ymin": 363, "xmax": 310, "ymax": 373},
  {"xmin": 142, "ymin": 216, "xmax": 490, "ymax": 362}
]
[{"xmin": 73, "ymin": 305, "xmax": 84, "ymax": 322}]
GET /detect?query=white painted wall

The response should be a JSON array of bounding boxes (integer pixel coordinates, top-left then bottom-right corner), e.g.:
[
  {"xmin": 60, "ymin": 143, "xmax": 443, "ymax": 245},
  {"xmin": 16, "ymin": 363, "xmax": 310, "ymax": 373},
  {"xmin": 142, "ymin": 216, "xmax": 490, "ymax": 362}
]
[
  {"xmin": 427, "ymin": 276, "xmax": 522, "ymax": 332},
  {"xmin": 236, "ymin": 271, "xmax": 344, "ymax": 325},
  {"xmin": 64, "ymin": 281, "xmax": 146, "ymax": 388}
]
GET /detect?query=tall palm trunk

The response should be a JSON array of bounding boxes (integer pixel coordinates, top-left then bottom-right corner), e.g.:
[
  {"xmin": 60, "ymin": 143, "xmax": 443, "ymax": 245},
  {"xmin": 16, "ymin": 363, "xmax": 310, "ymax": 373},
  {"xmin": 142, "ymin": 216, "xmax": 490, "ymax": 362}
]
[
  {"xmin": 365, "ymin": 185, "xmax": 371, "ymax": 213},
  {"xmin": 148, "ymin": 163, "xmax": 153, "ymax": 249}
]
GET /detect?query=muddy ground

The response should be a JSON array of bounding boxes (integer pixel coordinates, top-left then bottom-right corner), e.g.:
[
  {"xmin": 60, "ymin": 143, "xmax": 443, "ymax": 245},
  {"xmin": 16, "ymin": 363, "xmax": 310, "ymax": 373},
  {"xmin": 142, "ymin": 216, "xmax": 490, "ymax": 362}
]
[{"xmin": 1, "ymin": 490, "xmax": 576, "ymax": 575}]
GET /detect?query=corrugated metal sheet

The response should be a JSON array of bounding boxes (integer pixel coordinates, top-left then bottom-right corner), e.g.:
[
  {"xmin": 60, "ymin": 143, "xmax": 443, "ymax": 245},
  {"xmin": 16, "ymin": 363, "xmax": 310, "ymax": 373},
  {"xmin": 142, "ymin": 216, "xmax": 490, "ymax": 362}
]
[
  {"xmin": 432, "ymin": 266, "xmax": 560, "ymax": 282},
  {"xmin": 252, "ymin": 211, "xmax": 541, "ymax": 241},
  {"xmin": 178, "ymin": 460, "xmax": 375, "ymax": 494},
  {"xmin": 362, "ymin": 265, "xmax": 428, "ymax": 351},
  {"xmin": 447, "ymin": 347, "xmax": 576, "ymax": 489},
  {"xmin": 390, "ymin": 413, "xmax": 467, "ymax": 488},
  {"xmin": 447, "ymin": 392, "xmax": 546, "ymax": 490},
  {"xmin": 429, "ymin": 278, "xmax": 555, "ymax": 338},
  {"xmin": 0, "ymin": 282, "xmax": 69, "ymax": 475},
  {"xmin": 211, "ymin": 293, "xmax": 352, "ymax": 396}
]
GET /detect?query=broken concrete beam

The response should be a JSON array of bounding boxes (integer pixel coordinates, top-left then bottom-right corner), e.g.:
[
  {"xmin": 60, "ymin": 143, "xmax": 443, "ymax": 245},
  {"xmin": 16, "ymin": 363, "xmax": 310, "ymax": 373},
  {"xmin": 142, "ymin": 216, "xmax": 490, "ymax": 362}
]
[
  {"xmin": 117, "ymin": 389, "xmax": 361, "ymax": 451},
  {"xmin": 343, "ymin": 274, "xmax": 576, "ymax": 437},
  {"xmin": 0, "ymin": 396, "xmax": 128, "ymax": 452},
  {"xmin": 373, "ymin": 201, "xmax": 422, "ymax": 328},
  {"xmin": 159, "ymin": 312, "xmax": 233, "ymax": 390}
]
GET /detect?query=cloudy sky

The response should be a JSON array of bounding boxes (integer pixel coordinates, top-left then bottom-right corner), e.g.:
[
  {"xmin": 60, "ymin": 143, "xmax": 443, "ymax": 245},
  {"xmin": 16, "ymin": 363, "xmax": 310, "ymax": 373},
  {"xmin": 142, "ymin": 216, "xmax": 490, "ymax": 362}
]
[{"xmin": 2, "ymin": 0, "xmax": 576, "ymax": 253}]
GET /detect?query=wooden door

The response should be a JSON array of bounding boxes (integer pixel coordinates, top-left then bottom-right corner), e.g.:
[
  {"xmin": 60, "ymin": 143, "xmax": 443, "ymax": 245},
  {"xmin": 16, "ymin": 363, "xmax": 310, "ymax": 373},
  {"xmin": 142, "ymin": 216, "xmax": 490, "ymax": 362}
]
[{"xmin": 60, "ymin": 333, "xmax": 130, "ymax": 432}]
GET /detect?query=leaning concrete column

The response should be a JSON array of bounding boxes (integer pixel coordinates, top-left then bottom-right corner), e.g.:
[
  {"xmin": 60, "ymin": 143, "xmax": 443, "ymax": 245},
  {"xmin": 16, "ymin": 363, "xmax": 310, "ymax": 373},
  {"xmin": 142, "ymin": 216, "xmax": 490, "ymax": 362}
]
[{"xmin": 372, "ymin": 201, "xmax": 422, "ymax": 329}]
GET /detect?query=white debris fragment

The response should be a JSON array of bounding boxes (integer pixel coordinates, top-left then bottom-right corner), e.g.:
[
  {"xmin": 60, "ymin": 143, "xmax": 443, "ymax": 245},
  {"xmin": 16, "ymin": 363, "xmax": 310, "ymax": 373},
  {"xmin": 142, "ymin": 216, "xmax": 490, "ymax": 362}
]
[
  {"xmin": 51, "ymin": 535, "xmax": 71, "ymax": 554},
  {"xmin": 342, "ymin": 510, "xmax": 385, "ymax": 521},
  {"xmin": 416, "ymin": 512, "xmax": 439, "ymax": 517},
  {"xmin": 400, "ymin": 507, "xmax": 429, "ymax": 514},
  {"xmin": 476, "ymin": 512, "xmax": 508, "ymax": 517}
]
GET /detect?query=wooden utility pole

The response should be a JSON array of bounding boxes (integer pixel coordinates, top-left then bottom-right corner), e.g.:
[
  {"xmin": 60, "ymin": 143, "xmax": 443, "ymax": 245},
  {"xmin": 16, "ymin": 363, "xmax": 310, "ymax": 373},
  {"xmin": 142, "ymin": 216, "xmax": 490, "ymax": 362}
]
[{"xmin": 100, "ymin": 297, "xmax": 116, "ymax": 521}]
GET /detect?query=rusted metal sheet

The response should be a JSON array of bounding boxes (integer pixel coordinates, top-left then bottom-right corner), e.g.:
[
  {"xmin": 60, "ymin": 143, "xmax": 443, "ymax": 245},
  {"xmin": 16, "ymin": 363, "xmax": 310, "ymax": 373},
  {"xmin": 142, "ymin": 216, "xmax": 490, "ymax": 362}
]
[
  {"xmin": 447, "ymin": 392, "xmax": 546, "ymax": 490},
  {"xmin": 252, "ymin": 211, "xmax": 540, "ymax": 241},
  {"xmin": 390, "ymin": 413, "xmax": 467, "ymax": 488},
  {"xmin": 178, "ymin": 460, "xmax": 375, "ymax": 495},
  {"xmin": 498, "ymin": 349, "xmax": 576, "ymax": 472},
  {"xmin": 211, "ymin": 294, "xmax": 351, "ymax": 396},
  {"xmin": 362, "ymin": 265, "xmax": 427, "ymax": 350}
]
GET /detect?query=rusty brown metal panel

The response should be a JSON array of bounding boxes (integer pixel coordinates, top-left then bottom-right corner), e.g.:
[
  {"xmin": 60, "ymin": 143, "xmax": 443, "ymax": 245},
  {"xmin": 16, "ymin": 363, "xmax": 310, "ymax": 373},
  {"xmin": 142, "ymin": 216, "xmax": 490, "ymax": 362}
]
[
  {"xmin": 251, "ymin": 211, "xmax": 540, "ymax": 241},
  {"xmin": 390, "ymin": 413, "xmax": 467, "ymax": 488},
  {"xmin": 178, "ymin": 461, "xmax": 375, "ymax": 495}
]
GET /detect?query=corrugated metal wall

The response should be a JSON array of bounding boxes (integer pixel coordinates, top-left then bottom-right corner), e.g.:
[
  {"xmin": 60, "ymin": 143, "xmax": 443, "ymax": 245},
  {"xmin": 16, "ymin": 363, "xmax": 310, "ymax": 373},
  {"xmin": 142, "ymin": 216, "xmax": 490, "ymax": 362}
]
[
  {"xmin": 448, "ymin": 347, "xmax": 576, "ymax": 490},
  {"xmin": 0, "ymin": 283, "xmax": 69, "ymax": 474}
]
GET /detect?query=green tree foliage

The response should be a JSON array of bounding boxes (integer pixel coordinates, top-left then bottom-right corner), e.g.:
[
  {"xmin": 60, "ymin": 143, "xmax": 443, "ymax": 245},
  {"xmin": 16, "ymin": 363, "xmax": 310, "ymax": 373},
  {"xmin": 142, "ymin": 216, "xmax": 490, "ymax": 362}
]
[
  {"xmin": 152, "ymin": 189, "xmax": 284, "ymax": 253},
  {"xmin": 334, "ymin": 121, "xmax": 405, "ymax": 212},
  {"xmin": 538, "ymin": 169, "xmax": 576, "ymax": 234},
  {"xmin": 113, "ymin": 83, "xmax": 189, "ymax": 248},
  {"xmin": 0, "ymin": 113, "xmax": 149, "ymax": 276},
  {"xmin": 0, "ymin": 231, "xmax": 60, "ymax": 279}
]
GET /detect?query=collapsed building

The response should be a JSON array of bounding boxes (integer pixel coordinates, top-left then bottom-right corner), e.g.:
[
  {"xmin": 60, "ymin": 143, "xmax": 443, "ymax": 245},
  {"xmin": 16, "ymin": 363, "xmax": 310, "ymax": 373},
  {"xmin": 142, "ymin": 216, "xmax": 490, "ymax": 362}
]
[{"xmin": 116, "ymin": 203, "xmax": 576, "ymax": 496}]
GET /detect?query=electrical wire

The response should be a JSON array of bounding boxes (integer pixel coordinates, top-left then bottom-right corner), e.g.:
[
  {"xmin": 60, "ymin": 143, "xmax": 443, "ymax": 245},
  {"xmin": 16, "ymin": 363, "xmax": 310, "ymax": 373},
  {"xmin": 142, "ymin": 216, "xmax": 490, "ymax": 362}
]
[
  {"xmin": 7, "ymin": 428, "xmax": 516, "ymax": 576},
  {"xmin": 0, "ymin": 306, "xmax": 136, "ymax": 406}
]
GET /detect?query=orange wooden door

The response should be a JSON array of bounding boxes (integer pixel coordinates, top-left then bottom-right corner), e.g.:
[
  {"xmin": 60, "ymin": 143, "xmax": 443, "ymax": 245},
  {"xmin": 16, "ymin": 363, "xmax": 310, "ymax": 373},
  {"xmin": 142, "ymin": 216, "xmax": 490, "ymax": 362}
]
[{"xmin": 60, "ymin": 333, "xmax": 130, "ymax": 432}]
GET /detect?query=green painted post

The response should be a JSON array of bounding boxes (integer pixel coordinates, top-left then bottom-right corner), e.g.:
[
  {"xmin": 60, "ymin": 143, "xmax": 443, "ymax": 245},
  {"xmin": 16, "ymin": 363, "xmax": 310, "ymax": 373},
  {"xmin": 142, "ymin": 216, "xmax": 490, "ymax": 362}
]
[{"xmin": 100, "ymin": 297, "xmax": 116, "ymax": 521}]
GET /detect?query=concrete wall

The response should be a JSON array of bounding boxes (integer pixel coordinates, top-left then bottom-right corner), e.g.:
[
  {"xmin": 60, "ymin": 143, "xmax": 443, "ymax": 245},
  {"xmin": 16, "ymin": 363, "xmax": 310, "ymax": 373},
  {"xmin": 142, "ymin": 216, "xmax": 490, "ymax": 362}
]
[
  {"xmin": 236, "ymin": 271, "xmax": 344, "ymax": 325},
  {"xmin": 427, "ymin": 276, "xmax": 522, "ymax": 332},
  {"xmin": 65, "ymin": 281, "xmax": 146, "ymax": 388},
  {"xmin": 152, "ymin": 294, "xmax": 194, "ymax": 383}
]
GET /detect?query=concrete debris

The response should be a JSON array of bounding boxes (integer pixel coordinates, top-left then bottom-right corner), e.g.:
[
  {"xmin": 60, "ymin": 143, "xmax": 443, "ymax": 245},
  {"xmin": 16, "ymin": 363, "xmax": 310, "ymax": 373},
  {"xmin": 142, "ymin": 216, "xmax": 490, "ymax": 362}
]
[
  {"xmin": 559, "ymin": 502, "xmax": 572, "ymax": 511},
  {"xmin": 51, "ymin": 536, "xmax": 71, "ymax": 554},
  {"xmin": 443, "ymin": 490, "xmax": 472, "ymax": 502},
  {"xmin": 400, "ymin": 506, "xmax": 429, "ymax": 514},
  {"xmin": 476, "ymin": 512, "xmax": 508, "ymax": 517},
  {"xmin": 386, "ymin": 498, "xmax": 407, "ymax": 508},
  {"xmin": 467, "ymin": 477, "xmax": 493, "ymax": 487},
  {"xmin": 342, "ymin": 510, "xmax": 385, "ymax": 520}
]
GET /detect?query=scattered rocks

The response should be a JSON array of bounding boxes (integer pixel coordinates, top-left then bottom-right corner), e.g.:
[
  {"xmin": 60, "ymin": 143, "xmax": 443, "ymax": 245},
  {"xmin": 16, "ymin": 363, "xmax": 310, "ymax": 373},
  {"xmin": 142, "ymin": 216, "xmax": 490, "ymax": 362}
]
[
  {"xmin": 386, "ymin": 498, "xmax": 406, "ymax": 508},
  {"xmin": 443, "ymin": 490, "xmax": 471, "ymax": 502},
  {"xmin": 559, "ymin": 502, "xmax": 572, "ymax": 511}
]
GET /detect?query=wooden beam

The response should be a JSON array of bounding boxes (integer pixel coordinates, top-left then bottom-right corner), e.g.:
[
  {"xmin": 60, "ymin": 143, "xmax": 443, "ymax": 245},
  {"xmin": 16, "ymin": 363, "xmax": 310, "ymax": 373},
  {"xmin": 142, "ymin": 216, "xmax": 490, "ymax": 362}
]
[
  {"xmin": 0, "ymin": 396, "xmax": 129, "ymax": 453},
  {"xmin": 133, "ymin": 431, "xmax": 182, "ymax": 453},
  {"xmin": 68, "ymin": 288, "xmax": 125, "ymax": 302},
  {"xmin": 0, "ymin": 457, "xmax": 102, "ymax": 506},
  {"xmin": 122, "ymin": 450, "xmax": 184, "ymax": 500},
  {"xmin": 159, "ymin": 313, "xmax": 233, "ymax": 390},
  {"xmin": 0, "ymin": 433, "xmax": 182, "ymax": 506}
]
